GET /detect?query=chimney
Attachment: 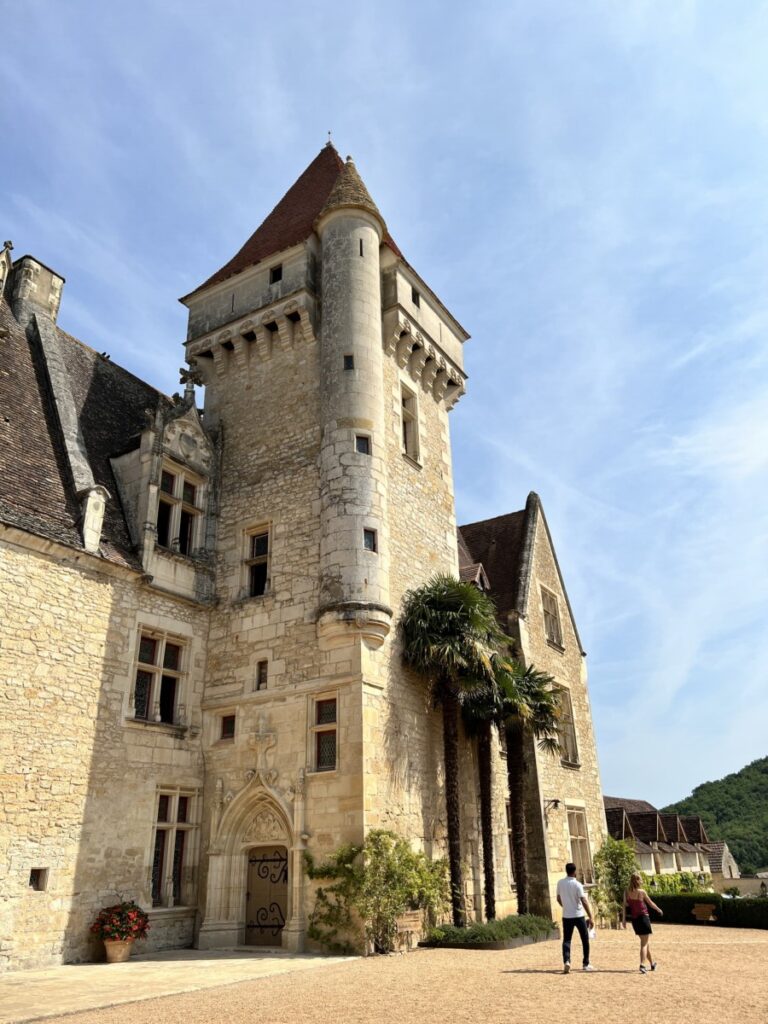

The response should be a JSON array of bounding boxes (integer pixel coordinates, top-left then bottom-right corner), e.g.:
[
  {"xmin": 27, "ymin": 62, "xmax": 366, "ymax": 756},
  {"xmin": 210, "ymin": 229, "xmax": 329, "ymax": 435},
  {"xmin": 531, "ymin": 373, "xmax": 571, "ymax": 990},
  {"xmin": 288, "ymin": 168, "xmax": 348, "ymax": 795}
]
[{"xmin": 9, "ymin": 254, "xmax": 65, "ymax": 325}]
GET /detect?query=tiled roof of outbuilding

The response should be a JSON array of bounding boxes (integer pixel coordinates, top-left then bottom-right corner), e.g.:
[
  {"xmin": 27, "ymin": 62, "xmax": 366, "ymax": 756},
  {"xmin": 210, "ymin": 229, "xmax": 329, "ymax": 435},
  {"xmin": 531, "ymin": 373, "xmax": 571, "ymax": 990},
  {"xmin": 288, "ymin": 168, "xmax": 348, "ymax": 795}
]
[
  {"xmin": 182, "ymin": 144, "xmax": 402, "ymax": 300},
  {"xmin": 603, "ymin": 796, "xmax": 659, "ymax": 814}
]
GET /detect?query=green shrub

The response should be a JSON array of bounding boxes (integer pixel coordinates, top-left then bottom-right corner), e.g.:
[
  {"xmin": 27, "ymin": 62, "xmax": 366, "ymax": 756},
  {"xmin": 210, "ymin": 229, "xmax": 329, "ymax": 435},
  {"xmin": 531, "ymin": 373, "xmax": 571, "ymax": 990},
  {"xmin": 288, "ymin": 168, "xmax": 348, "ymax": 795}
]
[
  {"xmin": 653, "ymin": 893, "xmax": 722, "ymax": 923},
  {"xmin": 422, "ymin": 913, "xmax": 554, "ymax": 946},
  {"xmin": 304, "ymin": 830, "xmax": 449, "ymax": 954},
  {"xmin": 593, "ymin": 838, "xmax": 638, "ymax": 925},
  {"xmin": 719, "ymin": 898, "xmax": 768, "ymax": 930}
]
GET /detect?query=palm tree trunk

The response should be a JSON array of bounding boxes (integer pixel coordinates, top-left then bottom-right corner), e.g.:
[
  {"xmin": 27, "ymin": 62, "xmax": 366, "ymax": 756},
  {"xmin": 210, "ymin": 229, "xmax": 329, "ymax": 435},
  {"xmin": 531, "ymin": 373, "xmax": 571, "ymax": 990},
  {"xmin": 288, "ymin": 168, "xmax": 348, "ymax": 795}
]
[
  {"xmin": 477, "ymin": 721, "xmax": 496, "ymax": 920},
  {"xmin": 506, "ymin": 720, "xmax": 529, "ymax": 915},
  {"xmin": 442, "ymin": 687, "xmax": 465, "ymax": 927}
]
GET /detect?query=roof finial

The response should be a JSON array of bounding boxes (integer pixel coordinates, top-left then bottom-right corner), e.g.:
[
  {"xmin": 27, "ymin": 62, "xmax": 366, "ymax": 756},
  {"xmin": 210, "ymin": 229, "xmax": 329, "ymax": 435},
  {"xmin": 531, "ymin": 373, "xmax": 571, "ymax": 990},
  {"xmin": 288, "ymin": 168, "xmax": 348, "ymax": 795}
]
[{"xmin": 326, "ymin": 129, "xmax": 332, "ymax": 147}]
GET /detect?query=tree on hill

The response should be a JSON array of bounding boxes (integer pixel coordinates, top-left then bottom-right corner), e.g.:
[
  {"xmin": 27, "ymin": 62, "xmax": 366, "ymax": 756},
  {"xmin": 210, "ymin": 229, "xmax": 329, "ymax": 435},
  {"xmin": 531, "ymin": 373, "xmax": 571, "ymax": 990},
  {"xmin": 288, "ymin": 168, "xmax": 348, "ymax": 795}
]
[{"xmin": 662, "ymin": 756, "xmax": 768, "ymax": 875}]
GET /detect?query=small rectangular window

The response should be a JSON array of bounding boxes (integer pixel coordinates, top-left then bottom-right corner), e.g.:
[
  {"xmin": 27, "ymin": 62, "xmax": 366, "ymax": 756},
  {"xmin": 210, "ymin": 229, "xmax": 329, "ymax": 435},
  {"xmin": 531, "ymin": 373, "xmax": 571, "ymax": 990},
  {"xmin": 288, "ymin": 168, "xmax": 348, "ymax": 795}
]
[
  {"xmin": 246, "ymin": 528, "xmax": 270, "ymax": 597},
  {"xmin": 541, "ymin": 587, "xmax": 564, "ymax": 647},
  {"xmin": 343, "ymin": 354, "xmax": 355, "ymax": 370},
  {"xmin": 221, "ymin": 715, "xmax": 236, "ymax": 740},
  {"xmin": 29, "ymin": 868, "xmax": 48, "ymax": 891},
  {"xmin": 270, "ymin": 264, "xmax": 282, "ymax": 284},
  {"xmin": 310, "ymin": 696, "xmax": 338, "ymax": 772},
  {"xmin": 363, "ymin": 528, "xmax": 377, "ymax": 552},
  {"xmin": 557, "ymin": 688, "xmax": 580, "ymax": 766},
  {"xmin": 567, "ymin": 808, "xmax": 594, "ymax": 884},
  {"xmin": 411, "ymin": 287, "xmax": 420, "ymax": 307},
  {"xmin": 316, "ymin": 730, "xmax": 337, "ymax": 771},
  {"xmin": 359, "ymin": 238, "xmax": 364, "ymax": 257},
  {"xmin": 256, "ymin": 660, "xmax": 268, "ymax": 691},
  {"xmin": 355, "ymin": 435, "xmax": 371, "ymax": 455},
  {"xmin": 401, "ymin": 384, "xmax": 419, "ymax": 461},
  {"xmin": 316, "ymin": 698, "xmax": 337, "ymax": 725}
]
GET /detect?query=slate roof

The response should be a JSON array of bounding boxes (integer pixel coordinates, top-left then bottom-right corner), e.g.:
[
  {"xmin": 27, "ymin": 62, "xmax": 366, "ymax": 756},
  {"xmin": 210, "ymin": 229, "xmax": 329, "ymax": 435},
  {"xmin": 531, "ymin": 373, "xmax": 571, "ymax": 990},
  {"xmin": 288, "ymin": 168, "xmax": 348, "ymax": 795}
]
[
  {"xmin": 458, "ymin": 507, "xmax": 528, "ymax": 620},
  {"xmin": 0, "ymin": 298, "xmax": 82, "ymax": 549},
  {"xmin": 0, "ymin": 292, "xmax": 168, "ymax": 568},
  {"xmin": 458, "ymin": 492, "xmax": 585, "ymax": 653},
  {"xmin": 183, "ymin": 144, "xmax": 402, "ymax": 299}
]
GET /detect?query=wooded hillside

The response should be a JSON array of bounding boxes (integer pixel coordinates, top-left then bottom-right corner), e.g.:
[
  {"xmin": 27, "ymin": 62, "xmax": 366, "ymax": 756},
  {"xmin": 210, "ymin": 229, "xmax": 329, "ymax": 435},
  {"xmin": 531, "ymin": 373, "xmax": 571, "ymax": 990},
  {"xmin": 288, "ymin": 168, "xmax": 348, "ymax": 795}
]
[{"xmin": 663, "ymin": 756, "xmax": 768, "ymax": 875}]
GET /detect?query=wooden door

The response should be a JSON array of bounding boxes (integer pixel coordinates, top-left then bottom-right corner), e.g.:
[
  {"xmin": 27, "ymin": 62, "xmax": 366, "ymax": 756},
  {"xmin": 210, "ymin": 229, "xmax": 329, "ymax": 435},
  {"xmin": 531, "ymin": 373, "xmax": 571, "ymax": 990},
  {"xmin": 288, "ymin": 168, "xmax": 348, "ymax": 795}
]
[{"xmin": 245, "ymin": 845, "xmax": 288, "ymax": 946}]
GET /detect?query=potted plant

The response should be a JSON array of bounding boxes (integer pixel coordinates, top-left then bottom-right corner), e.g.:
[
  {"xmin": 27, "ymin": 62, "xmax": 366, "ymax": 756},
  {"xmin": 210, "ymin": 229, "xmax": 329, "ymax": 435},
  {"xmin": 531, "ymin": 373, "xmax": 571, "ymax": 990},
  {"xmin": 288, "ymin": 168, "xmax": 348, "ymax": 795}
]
[{"xmin": 90, "ymin": 899, "xmax": 150, "ymax": 962}]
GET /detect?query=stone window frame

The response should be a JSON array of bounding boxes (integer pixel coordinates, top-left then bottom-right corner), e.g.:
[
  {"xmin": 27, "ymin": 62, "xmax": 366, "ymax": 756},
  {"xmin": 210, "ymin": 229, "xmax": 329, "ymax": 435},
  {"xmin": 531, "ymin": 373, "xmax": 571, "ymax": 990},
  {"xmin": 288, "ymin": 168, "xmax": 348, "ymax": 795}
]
[
  {"xmin": 400, "ymin": 381, "xmax": 421, "ymax": 464},
  {"xmin": 151, "ymin": 786, "xmax": 201, "ymax": 909},
  {"xmin": 540, "ymin": 585, "xmax": 564, "ymax": 650},
  {"xmin": 243, "ymin": 522, "xmax": 272, "ymax": 599},
  {"xmin": 255, "ymin": 658, "xmax": 269, "ymax": 691},
  {"xmin": 156, "ymin": 460, "xmax": 205, "ymax": 558},
  {"xmin": 555, "ymin": 685, "xmax": 580, "ymax": 768},
  {"xmin": 220, "ymin": 714, "xmax": 236, "ymax": 741},
  {"xmin": 131, "ymin": 629, "xmax": 189, "ymax": 727},
  {"xmin": 566, "ymin": 805, "xmax": 594, "ymax": 885},
  {"xmin": 308, "ymin": 692, "xmax": 338, "ymax": 774}
]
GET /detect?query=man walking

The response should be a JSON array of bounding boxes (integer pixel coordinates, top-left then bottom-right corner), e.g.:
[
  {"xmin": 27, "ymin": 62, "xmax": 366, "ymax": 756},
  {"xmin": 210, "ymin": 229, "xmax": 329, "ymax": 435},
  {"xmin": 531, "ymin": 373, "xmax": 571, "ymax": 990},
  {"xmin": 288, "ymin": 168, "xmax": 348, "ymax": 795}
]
[{"xmin": 556, "ymin": 862, "xmax": 595, "ymax": 974}]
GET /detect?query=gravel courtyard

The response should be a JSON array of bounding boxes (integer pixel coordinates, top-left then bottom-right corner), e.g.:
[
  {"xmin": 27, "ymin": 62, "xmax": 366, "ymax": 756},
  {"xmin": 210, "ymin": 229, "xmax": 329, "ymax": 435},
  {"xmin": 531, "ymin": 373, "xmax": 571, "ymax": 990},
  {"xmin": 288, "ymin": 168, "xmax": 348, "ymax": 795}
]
[{"xmin": 25, "ymin": 926, "xmax": 768, "ymax": 1024}]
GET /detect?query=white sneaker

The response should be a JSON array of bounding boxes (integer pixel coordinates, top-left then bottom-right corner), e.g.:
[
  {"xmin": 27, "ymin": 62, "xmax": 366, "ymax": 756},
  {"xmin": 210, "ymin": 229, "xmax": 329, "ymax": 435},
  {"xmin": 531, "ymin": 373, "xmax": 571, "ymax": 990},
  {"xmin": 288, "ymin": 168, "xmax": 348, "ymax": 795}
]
[
  {"xmin": 563, "ymin": 962, "xmax": 571, "ymax": 974},
  {"xmin": 583, "ymin": 964, "xmax": 596, "ymax": 972}
]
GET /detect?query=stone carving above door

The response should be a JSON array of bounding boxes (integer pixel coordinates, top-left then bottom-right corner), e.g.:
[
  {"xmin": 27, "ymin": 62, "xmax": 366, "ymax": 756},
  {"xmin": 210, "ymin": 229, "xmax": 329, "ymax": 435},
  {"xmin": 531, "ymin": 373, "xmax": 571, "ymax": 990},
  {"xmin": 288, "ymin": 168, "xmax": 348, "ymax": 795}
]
[{"xmin": 243, "ymin": 808, "xmax": 287, "ymax": 844}]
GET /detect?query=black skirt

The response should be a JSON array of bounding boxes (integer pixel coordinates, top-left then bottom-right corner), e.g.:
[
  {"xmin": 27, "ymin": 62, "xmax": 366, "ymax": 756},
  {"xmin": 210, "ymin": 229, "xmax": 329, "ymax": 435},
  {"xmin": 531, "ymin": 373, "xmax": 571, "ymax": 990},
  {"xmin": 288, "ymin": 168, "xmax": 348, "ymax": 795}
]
[{"xmin": 631, "ymin": 914, "xmax": 653, "ymax": 936}]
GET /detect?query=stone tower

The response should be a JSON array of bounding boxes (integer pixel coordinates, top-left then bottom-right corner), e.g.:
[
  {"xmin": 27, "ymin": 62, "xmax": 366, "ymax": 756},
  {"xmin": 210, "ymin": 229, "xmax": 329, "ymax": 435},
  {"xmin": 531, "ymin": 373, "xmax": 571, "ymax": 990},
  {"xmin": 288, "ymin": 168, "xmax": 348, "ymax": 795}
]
[{"xmin": 180, "ymin": 144, "xmax": 477, "ymax": 950}]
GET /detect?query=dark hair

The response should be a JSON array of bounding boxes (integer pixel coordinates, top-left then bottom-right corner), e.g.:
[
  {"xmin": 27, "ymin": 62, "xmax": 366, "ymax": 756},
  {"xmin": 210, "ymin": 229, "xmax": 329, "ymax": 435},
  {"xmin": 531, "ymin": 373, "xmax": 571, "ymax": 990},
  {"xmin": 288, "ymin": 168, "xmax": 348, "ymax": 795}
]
[{"xmin": 565, "ymin": 862, "xmax": 577, "ymax": 876}]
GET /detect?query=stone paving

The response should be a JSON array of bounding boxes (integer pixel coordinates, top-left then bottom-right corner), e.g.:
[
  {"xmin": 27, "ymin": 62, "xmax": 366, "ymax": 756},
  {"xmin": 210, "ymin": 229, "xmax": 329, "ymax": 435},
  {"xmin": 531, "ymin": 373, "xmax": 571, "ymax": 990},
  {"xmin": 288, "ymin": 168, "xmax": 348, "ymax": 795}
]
[{"xmin": 0, "ymin": 947, "xmax": 355, "ymax": 1024}]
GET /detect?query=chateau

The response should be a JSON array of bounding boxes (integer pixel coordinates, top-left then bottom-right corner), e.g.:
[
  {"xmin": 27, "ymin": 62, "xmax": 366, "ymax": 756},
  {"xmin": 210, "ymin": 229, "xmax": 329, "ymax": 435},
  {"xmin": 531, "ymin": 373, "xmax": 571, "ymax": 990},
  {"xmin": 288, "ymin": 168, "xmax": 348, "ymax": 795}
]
[{"xmin": 0, "ymin": 145, "xmax": 606, "ymax": 970}]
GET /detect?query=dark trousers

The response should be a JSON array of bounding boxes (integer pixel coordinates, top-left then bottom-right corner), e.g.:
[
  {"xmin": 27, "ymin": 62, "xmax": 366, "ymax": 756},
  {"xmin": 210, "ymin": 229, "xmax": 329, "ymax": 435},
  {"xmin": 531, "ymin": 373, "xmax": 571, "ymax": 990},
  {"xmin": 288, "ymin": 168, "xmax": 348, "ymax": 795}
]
[{"xmin": 562, "ymin": 916, "xmax": 590, "ymax": 966}]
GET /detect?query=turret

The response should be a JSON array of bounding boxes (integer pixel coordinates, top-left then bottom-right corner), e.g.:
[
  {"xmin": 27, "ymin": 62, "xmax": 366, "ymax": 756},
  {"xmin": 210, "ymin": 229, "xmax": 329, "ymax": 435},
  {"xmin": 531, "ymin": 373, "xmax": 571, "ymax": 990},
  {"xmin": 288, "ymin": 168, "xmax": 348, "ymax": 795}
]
[{"xmin": 314, "ymin": 158, "xmax": 392, "ymax": 649}]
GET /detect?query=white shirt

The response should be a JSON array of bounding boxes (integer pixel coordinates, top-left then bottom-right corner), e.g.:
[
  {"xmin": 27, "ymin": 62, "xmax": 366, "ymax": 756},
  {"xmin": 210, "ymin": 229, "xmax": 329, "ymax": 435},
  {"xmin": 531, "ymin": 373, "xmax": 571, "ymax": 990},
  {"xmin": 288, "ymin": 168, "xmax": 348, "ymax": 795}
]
[{"xmin": 557, "ymin": 876, "xmax": 586, "ymax": 918}]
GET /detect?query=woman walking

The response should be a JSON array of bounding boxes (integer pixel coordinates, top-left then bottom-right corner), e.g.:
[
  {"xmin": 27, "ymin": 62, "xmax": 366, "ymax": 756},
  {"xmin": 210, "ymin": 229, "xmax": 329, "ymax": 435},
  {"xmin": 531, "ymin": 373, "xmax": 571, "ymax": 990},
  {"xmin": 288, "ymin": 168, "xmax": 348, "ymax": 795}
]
[{"xmin": 622, "ymin": 873, "xmax": 663, "ymax": 973}]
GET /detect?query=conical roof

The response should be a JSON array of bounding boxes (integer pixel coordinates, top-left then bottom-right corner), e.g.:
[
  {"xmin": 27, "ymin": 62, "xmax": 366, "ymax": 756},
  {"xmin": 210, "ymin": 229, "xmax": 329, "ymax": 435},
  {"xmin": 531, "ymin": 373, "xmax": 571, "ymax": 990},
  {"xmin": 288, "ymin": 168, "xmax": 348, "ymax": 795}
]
[
  {"xmin": 316, "ymin": 155, "xmax": 386, "ymax": 229},
  {"xmin": 182, "ymin": 144, "xmax": 400, "ymax": 300}
]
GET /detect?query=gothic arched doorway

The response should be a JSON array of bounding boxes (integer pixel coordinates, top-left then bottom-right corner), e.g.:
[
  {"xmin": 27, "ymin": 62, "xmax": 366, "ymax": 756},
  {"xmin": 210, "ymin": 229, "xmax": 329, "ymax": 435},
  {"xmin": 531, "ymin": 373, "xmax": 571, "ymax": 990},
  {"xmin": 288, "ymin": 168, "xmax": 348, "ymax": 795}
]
[{"xmin": 245, "ymin": 844, "xmax": 288, "ymax": 946}]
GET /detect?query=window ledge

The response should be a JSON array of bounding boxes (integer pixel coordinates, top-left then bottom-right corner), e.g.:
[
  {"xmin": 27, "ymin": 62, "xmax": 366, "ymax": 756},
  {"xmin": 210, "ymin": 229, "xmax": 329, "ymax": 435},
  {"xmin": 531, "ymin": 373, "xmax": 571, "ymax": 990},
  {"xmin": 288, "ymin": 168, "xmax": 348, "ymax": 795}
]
[
  {"xmin": 155, "ymin": 547, "xmax": 207, "ymax": 566},
  {"xmin": 546, "ymin": 639, "xmax": 565, "ymax": 654},
  {"xmin": 148, "ymin": 905, "xmax": 197, "ymax": 917},
  {"xmin": 233, "ymin": 591, "xmax": 275, "ymax": 608},
  {"xmin": 401, "ymin": 453, "xmax": 423, "ymax": 470},
  {"xmin": 307, "ymin": 768, "xmax": 339, "ymax": 777},
  {"xmin": 125, "ymin": 717, "xmax": 188, "ymax": 737},
  {"xmin": 560, "ymin": 758, "xmax": 582, "ymax": 771}
]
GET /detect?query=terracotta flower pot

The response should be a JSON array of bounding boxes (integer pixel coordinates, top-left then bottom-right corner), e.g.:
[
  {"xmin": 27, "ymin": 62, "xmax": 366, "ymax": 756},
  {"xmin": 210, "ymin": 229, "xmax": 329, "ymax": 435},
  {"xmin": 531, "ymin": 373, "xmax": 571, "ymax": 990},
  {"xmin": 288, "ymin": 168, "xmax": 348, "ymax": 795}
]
[{"xmin": 103, "ymin": 938, "xmax": 135, "ymax": 963}]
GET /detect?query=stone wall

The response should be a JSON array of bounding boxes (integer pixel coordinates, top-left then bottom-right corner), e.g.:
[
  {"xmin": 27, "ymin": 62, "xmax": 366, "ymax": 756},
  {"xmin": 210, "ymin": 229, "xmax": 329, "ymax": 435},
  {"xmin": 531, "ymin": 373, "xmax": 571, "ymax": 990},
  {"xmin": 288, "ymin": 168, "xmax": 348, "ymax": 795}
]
[
  {"xmin": 517, "ymin": 510, "xmax": 607, "ymax": 920},
  {"xmin": 0, "ymin": 532, "xmax": 207, "ymax": 970}
]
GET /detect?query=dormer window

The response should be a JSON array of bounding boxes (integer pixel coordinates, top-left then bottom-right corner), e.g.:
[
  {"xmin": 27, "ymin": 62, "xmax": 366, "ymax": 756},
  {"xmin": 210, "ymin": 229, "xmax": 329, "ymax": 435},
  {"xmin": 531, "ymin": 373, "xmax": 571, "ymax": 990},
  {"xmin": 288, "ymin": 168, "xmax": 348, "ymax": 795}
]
[{"xmin": 156, "ymin": 464, "xmax": 203, "ymax": 556}]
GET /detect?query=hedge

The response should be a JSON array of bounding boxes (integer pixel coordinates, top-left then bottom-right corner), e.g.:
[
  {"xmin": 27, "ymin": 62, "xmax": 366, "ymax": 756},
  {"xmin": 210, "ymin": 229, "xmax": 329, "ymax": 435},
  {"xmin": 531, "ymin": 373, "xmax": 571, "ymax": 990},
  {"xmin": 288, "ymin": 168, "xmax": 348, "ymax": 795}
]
[
  {"xmin": 422, "ymin": 913, "xmax": 555, "ymax": 947},
  {"xmin": 652, "ymin": 893, "xmax": 722, "ymax": 923},
  {"xmin": 718, "ymin": 899, "xmax": 768, "ymax": 930},
  {"xmin": 652, "ymin": 893, "xmax": 768, "ymax": 929}
]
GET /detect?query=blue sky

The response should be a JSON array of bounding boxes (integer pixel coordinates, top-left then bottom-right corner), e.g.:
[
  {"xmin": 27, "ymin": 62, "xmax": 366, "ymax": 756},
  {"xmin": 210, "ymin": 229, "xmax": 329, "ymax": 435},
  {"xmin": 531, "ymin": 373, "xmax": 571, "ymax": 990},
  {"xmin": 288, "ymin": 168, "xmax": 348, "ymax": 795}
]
[{"xmin": 3, "ymin": 1, "xmax": 767, "ymax": 807}]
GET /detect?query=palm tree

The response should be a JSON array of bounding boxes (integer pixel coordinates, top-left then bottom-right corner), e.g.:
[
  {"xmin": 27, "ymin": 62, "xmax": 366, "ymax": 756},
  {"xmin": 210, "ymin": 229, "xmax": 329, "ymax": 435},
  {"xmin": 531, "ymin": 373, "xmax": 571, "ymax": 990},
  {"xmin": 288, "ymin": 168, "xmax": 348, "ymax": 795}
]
[
  {"xmin": 400, "ymin": 574, "xmax": 508, "ymax": 927},
  {"xmin": 499, "ymin": 664, "xmax": 560, "ymax": 915}
]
